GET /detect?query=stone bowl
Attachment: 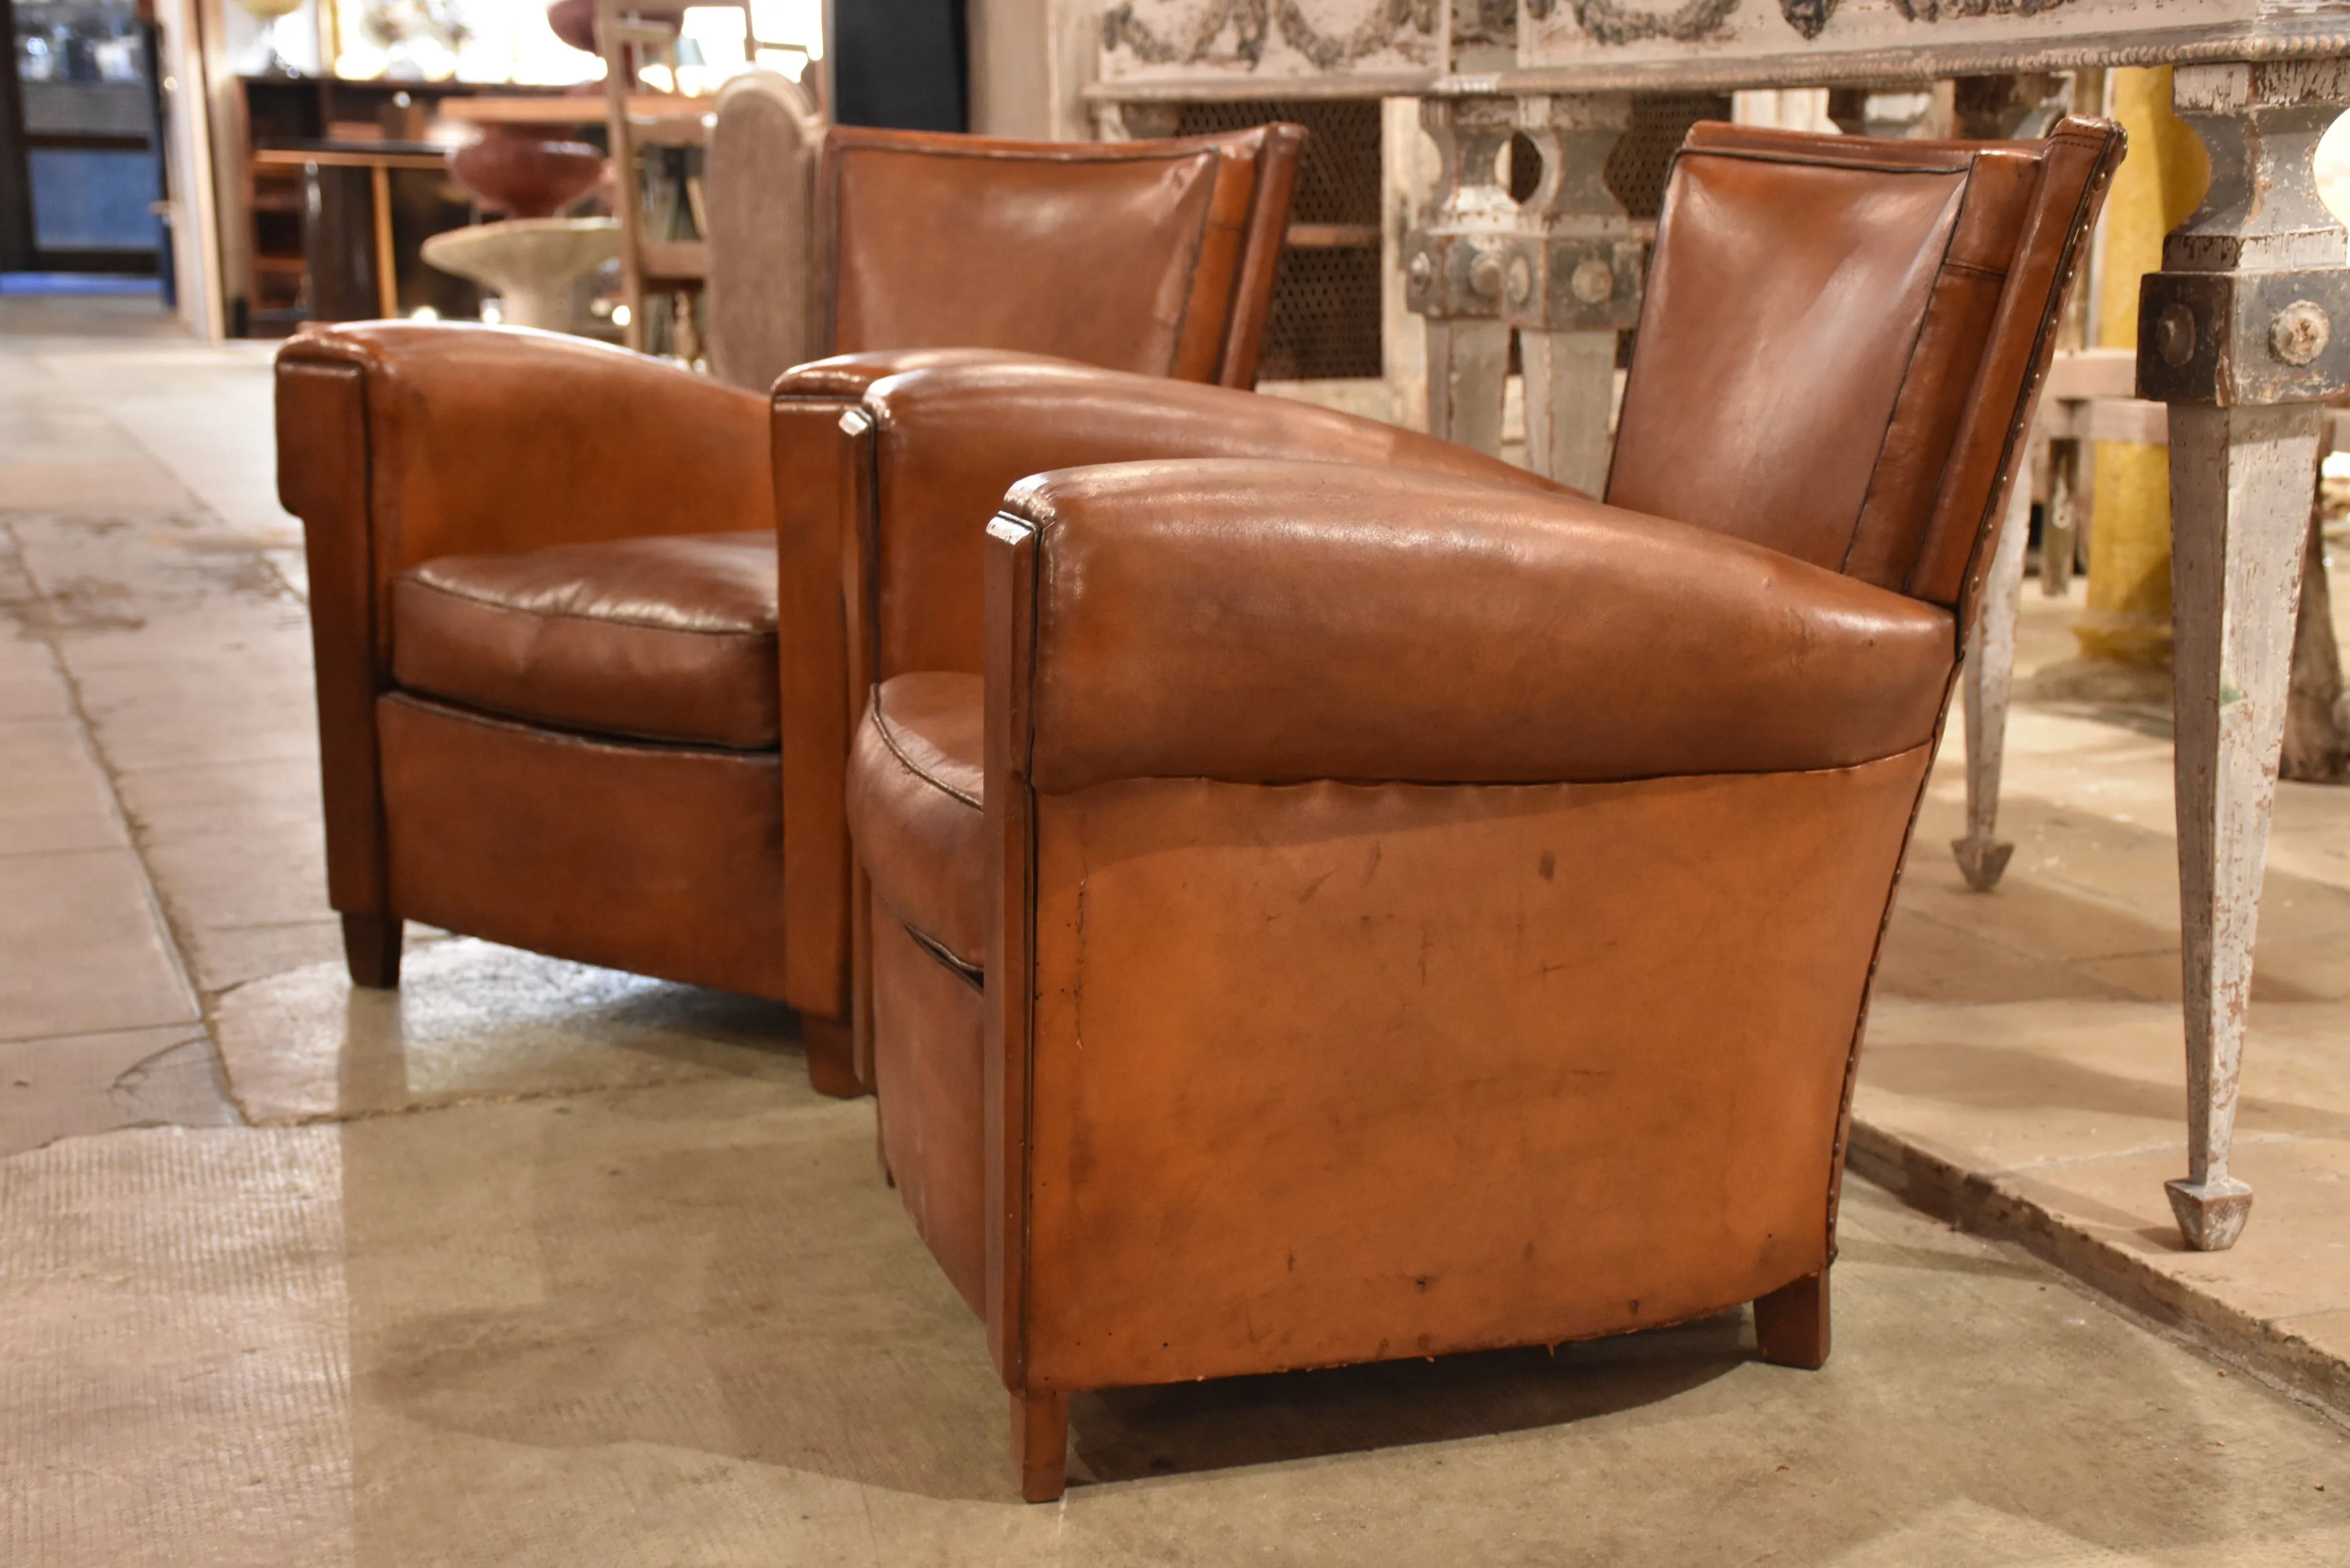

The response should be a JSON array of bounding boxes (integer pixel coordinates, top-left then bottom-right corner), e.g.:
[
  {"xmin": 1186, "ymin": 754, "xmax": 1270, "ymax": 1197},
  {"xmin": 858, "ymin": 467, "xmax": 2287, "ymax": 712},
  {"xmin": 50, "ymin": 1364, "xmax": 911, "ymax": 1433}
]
[{"xmin": 449, "ymin": 123, "xmax": 606, "ymax": 219}]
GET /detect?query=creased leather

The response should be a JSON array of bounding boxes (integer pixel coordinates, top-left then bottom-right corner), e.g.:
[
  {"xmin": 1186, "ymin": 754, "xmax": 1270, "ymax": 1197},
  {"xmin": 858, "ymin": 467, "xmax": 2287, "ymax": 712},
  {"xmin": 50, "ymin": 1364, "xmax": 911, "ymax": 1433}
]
[{"xmin": 392, "ymin": 532, "xmax": 781, "ymax": 750}]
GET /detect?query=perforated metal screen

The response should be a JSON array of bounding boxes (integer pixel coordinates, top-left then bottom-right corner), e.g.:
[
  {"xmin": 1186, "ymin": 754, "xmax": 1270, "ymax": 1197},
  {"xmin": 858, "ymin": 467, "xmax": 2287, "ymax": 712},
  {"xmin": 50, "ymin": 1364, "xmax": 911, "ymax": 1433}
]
[
  {"xmin": 1153, "ymin": 93, "xmax": 1731, "ymax": 384},
  {"xmin": 1174, "ymin": 99, "xmax": 1384, "ymax": 382}
]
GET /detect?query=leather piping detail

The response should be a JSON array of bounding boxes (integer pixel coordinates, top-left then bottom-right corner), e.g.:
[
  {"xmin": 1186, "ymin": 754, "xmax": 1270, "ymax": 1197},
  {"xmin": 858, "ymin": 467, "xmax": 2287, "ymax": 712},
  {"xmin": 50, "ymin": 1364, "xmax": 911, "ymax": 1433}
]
[
  {"xmin": 1676, "ymin": 147, "xmax": 1971, "ymax": 178},
  {"xmin": 867, "ymin": 687, "xmax": 983, "ymax": 810},
  {"xmin": 379, "ymin": 689, "xmax": 778, "ymax": 759},
  {"xmin": 1919, "ymin": 120, "xmax": 2128, "ymax": 612}
]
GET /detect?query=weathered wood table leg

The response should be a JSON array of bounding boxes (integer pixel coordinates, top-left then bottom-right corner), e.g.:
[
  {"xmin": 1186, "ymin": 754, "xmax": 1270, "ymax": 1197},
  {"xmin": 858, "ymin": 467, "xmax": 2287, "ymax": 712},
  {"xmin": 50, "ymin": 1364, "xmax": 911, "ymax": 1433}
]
[
  {"xmin": 1507, "ymin": 93, "xmax": 1639, "ymax": 493},
  {"xmin": 1407, "ymin": 96, "xmax": 1517, "ymax": 455},
  {"xmin": 1954, "ymin": 474, "xmax": 2033, "ymax": 891},
  {"xmin": 2042, "ymin": 436, "xmax": 2083, "ymax": 597},
  {"xmin": 2138, "ymin": 59, "xmax": 2350, "ymax": 1251}
]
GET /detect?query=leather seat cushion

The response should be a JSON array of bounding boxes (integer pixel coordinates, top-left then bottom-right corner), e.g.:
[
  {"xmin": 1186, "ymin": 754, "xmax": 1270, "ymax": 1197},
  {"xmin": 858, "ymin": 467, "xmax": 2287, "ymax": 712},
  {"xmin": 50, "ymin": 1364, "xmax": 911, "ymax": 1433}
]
[
  {"xmin": 391, "ymin": 532, "xmax": 781, "ymax": 750},
  {"xmin": 845, "ymin": 672, "xmax": 986, "ymax": 973}
]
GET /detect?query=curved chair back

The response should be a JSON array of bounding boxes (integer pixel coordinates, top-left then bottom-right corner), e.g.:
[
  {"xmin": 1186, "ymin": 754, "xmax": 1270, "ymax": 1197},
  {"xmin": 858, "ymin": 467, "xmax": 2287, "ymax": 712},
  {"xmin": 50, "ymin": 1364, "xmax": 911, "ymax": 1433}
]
[
  {"xmin": 816, "ymin": 123, "xmax": 1304, "ymax": 388},
  {"xmin": 1609, "ymin": 117, "xmax": 2126, "ymax": 627}
]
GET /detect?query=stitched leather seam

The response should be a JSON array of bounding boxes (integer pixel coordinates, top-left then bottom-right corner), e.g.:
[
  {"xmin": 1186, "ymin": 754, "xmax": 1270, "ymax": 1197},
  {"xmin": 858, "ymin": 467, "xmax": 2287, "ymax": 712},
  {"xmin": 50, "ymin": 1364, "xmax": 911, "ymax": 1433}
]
[
  {"xmin": 1920, "ymin": 122, "xmax": 2125, "ymax": 608},
  {"xmin": 1680, "ymin": 147, "xmax": 1970, "ymax": 178},
  {"xmin": 869, "ymin": 697, "xmax": 983, "ymax": 810},
  {"xmin": 401, "ymin": 577, "xmax": 776, "ymax": 639}
]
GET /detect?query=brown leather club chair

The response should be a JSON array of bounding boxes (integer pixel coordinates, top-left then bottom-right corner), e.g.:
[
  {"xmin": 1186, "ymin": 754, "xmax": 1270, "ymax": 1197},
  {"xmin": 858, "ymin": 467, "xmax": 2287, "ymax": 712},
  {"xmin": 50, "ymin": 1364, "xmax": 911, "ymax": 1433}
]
[
  {"xmin": 272, "ymin": 122, "xmax": 1303, "ymax": 1096},
  {"xmin": 835, "ymin": 116, "xmax": 2125, "ymax": 1499}
]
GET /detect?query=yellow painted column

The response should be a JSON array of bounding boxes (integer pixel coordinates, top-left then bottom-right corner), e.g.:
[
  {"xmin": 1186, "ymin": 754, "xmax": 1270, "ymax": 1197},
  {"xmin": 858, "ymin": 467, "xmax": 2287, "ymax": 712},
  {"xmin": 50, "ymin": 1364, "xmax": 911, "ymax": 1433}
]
[{"xmin": 2077, "ymin": 68, "xmax": 2211, "ymax": 664}]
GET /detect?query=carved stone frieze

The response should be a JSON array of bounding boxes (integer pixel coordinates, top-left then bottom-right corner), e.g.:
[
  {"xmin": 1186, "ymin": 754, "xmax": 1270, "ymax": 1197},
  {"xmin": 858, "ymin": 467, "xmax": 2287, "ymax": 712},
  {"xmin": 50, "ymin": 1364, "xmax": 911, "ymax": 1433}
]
[
  {"xmin": 1526, "ymin": 0, "xmax": 1742, "ymax": 44},
  {"xmin": 1891, "ymin": 0, "xmax": 2074, "ymax": 21},
  {"xmin": 1099, "ymin": 0, "xmax": 1439, "ymax": 74}
]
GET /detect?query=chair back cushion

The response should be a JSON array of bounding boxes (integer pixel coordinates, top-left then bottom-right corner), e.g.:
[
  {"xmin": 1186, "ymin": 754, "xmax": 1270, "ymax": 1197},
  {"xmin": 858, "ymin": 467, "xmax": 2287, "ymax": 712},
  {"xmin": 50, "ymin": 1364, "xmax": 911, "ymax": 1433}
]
[
  {"xmin": 1606, "ymin": 118, "xmax": 2124, "ymax": 614},
  {"xmin": 819, "ymin": 124, "xmax": 1302, "ymax": 387}
]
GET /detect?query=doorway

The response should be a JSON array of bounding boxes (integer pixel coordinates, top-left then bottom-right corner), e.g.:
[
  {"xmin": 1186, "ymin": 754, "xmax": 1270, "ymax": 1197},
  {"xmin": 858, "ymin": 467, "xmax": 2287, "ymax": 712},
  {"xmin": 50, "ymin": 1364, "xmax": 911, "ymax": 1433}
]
[{"xmin": 2, "ymin": 0, "xmax": 169, "ymax": 283}]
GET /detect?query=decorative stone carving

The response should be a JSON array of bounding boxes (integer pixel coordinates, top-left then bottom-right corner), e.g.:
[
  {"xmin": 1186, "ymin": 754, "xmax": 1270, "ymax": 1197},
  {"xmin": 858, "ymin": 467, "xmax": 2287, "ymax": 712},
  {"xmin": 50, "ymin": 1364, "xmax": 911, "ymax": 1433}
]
[{"xmin": 1099, "ymin": 0, "xmax": 1441, "ymax": 77}]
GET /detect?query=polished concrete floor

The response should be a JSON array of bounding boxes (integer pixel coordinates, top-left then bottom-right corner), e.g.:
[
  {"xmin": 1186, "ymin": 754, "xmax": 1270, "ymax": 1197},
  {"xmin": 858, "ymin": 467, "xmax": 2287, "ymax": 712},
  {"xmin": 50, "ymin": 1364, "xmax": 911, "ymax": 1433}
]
[{"xmin": 4, "ymin": 301, "xmax": 2348, "ymax": 1563}]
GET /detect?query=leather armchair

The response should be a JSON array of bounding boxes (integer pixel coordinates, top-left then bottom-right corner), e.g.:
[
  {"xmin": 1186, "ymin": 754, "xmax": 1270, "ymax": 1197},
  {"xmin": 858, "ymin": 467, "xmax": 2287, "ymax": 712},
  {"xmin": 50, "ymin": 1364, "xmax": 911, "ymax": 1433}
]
[
  {"xmin": 273, "ymin": 122, "xmax": 1304, "ymax": 1097},
  {"xmin": 836, "ymin": 117, "xmax": 2125, "ymax": 1499}
]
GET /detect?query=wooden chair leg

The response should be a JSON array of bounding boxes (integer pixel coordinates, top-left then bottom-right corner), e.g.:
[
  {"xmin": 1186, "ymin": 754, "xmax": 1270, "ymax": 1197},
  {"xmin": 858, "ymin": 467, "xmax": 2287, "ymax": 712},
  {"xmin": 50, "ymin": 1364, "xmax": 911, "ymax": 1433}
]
[
  {"xmin": 1753, "ymin": 1270, "xmax": 1831, "ymax": 1370},
  {"xmin": 801, "ymin": 1014, "xmax": 865, "ymax": 1099},
  {"xmin": 341, "ymin": 912, "xmax": 402, "ymax": 989},
  {"xmin": 1013, "ymin": 1389, "xmax": 1069, "ymax": 1504}
]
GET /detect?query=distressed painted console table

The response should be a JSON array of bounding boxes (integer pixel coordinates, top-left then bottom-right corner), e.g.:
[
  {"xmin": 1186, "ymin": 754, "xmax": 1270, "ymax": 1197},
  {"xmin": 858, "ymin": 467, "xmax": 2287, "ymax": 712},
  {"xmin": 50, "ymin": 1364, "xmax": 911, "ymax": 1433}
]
[{"xmin": 1088, "ymin": 0, "xmax": 2350, "ymax": 1251}]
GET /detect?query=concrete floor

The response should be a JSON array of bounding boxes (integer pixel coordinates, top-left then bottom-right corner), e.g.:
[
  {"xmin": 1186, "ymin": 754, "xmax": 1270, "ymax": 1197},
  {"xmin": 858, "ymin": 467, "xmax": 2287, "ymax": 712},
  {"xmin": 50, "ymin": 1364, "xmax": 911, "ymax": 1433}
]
[{"xmin": 5, "ymin": 299, "xmax": 2349, "ymax": 1563}]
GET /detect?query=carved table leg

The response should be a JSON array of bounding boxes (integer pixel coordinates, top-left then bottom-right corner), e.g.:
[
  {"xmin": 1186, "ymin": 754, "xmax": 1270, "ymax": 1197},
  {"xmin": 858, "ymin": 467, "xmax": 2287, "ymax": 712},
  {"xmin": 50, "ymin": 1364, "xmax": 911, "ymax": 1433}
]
[
  {"xmin": 1507, "ymin": 94, "xmax": 1640, "ymax": 493},
  {"xmin": 2139, "ymin": 60, "xmax": 2350, "ymax": 1251},
  {"xmin": 1520, "ymin": 330, "xmax": 1616, "ymax": 492},
  {"xmin": 1406, "ymin": 97, "xmax": 1516, "ymax": 456},
  {"xmin": 1955, "ymin": 475, "xmax": 2032, "ymax": 892},
  {"xmin": 2042, "ymin": 435, "xmax": 2081, "ymax": 597},
  {"xmin": 1425, "ymin": 318, "xmax": 1510, "ymax": 456}
]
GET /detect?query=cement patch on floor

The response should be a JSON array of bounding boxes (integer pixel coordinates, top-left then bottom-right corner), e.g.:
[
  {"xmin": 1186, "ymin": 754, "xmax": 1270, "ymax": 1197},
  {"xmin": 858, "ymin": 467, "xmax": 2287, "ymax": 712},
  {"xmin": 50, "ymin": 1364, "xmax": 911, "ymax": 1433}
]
[
  {"xmin": 211, "ymin": 939, "xmax": 819, "ymax": 1123},
  {"xmin": 5, "ymin": 1084, "xmax": 2346, "ymax": 1566}
]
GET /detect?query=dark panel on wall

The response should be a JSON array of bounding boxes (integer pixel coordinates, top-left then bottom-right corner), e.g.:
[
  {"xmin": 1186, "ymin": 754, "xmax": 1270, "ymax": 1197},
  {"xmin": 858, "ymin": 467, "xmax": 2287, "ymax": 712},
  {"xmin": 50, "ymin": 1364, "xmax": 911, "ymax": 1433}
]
[{"xmin": 832, "ymin": 0, "xmax": 968, "ymax": 133}]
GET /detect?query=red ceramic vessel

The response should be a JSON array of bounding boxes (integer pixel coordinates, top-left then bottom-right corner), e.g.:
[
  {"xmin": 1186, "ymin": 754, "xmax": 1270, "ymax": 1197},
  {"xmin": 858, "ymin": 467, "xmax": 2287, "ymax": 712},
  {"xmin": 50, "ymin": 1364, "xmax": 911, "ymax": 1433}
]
[{"xmin": 448, "ymin": 123, "xmax": 606, "ymax": 219}]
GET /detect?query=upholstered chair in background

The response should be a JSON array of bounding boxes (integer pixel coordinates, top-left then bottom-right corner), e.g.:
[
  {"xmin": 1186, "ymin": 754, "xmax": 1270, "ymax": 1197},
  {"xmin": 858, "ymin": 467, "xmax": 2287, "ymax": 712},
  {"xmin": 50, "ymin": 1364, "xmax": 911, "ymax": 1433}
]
[
  {"xmin": 273, "ymin": 121, "xmax": 1303, "ymax": 1096},
  {"xmin": 836, "ymin": 117, "xmax": 2125, "ymax": 1497}
]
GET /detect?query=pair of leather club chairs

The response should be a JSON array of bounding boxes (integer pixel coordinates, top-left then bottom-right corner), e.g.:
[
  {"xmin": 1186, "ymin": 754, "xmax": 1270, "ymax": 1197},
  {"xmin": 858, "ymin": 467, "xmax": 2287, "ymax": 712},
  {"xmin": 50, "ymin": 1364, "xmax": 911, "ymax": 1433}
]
[
  {"xmin": 277, "ymin": 116, "xmax": 2125, "ymax": 1503},
  {"xmin": 276, "ymin": 121, "xmax": 1305, "ymax": 1092}
]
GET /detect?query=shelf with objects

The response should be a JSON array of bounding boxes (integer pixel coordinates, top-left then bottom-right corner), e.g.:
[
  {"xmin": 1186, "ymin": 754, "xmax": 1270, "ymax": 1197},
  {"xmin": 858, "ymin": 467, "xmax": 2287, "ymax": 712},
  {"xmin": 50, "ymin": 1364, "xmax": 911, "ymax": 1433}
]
[{"xmin": 212, "ymin": 0, "xmax": 821, "ymax": 340}]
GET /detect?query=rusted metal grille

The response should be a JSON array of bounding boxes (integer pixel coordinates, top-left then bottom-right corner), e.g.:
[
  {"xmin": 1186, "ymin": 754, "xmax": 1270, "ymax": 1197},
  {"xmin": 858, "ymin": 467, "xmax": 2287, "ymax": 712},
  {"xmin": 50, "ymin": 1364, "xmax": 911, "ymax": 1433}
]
[
  {"xmin": 1606, "ymin": 94, "xmax": 1733, "ymax": 218},
  {"xmin": 1173, "ymin": 99, "xmax": 1383, "ymax": 380},
  {"xmin": 1172, "ymin": 99, "xmax": 1383, "ymax": 228},
  {"xmin": 1147, "ymin": 93, "xmax": 1728, "ymax": 384},
  {"xmin": 1260, "ymin": 243, "xmax": 1384, "ymax": 381}
]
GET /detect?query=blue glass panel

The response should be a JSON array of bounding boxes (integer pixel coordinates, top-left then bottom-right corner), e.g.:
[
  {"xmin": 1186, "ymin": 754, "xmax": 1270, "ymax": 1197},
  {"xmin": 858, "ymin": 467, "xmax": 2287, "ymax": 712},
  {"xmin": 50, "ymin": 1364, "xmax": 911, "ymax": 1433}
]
[{"xmin": 28, "ymin": 147, "xmax": 159, "ymax": 252}]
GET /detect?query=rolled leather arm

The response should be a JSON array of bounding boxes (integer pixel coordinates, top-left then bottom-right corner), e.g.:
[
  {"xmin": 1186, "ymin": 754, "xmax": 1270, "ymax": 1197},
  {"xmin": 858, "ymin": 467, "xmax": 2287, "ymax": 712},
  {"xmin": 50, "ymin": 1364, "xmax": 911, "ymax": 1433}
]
[
  {"xmin": 277, "ymin": 322, "xmax": 771, "ymax": 573},
  {"xmin": 995, "ymin": 459, "xmax": 1958, "ymax": 793},
  {"xmin": 836, "ymin": 358, "xmax": 1566, "ymax": 679},
  {"xmin": 772, "ymin": 347, "xmax": 1094, "ymax": 401}
]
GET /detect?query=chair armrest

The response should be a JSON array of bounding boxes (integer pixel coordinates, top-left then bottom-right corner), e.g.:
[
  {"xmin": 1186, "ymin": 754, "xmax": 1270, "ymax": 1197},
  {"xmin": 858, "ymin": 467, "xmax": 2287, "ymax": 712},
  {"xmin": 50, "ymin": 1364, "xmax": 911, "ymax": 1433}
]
[
  {"xmin": 773, "ymin": 347, "xmax": 1094, "ymax": 400},
  {"xmin": 991, "ymin": 460, "xmax": 1958, "ymax": 793},
  {"xmin": 769, "ymin": 359, "xmax": 1563, "ymax": 1018},
  {"xmin": 277, "ymin": 322, "xmax": 771, "ymax": 574},
  {"xmin": 851, "ymin": 360, "xmax": 1563, "ymax": 679}
]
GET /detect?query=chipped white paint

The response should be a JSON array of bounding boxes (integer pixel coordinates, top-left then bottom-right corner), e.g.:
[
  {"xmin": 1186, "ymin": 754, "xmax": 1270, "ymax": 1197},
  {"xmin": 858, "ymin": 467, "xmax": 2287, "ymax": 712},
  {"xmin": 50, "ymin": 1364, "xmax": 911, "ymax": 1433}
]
[{"xmin": 1955, "ymin": 476, "xmax": 2031, "ymax": 894}]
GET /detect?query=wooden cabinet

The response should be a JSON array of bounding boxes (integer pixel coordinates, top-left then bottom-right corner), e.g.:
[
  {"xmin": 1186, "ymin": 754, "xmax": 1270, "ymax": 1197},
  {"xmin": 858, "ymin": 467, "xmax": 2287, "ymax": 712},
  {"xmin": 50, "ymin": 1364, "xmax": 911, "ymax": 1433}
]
[{"xmin": 221, "ymin": 76, "xmax": 578, "ymax": 335}]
